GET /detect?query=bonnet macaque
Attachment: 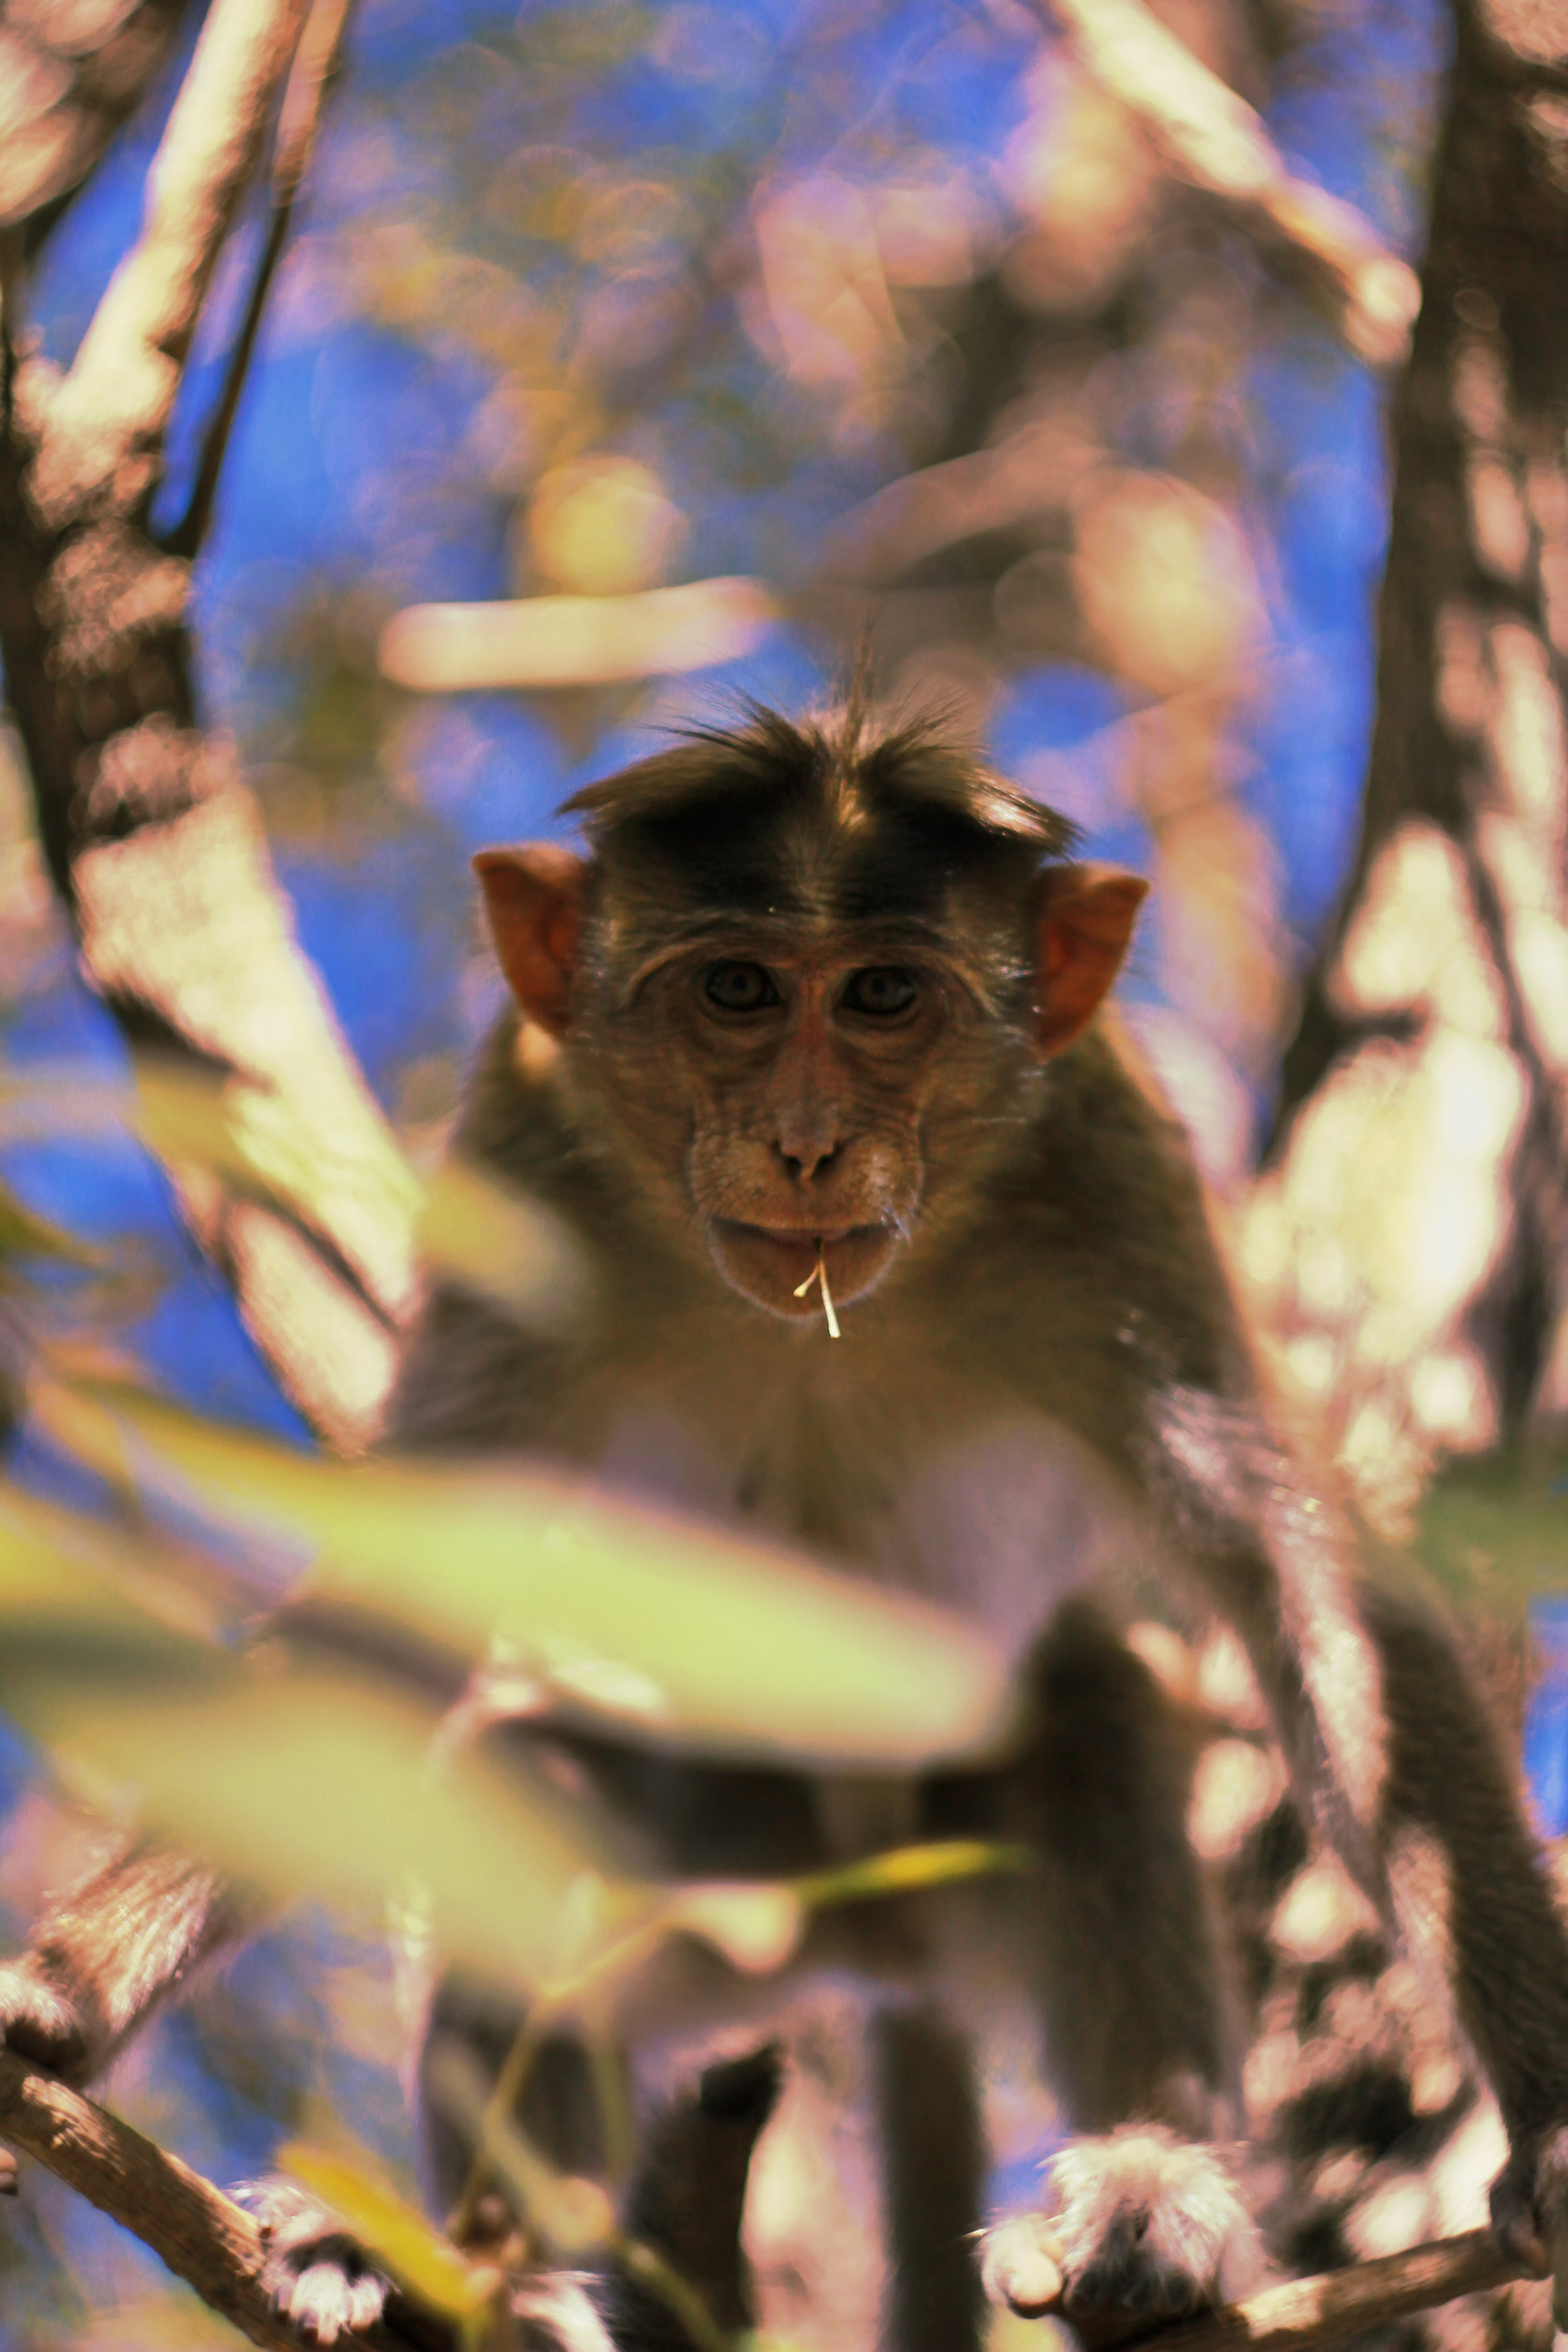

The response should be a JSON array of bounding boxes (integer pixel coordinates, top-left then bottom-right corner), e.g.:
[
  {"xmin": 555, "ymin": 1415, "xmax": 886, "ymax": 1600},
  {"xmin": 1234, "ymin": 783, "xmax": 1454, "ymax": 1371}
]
[{"xmin": 4, "ymin": 699, "xmax": 1568, "ymax": 2352}]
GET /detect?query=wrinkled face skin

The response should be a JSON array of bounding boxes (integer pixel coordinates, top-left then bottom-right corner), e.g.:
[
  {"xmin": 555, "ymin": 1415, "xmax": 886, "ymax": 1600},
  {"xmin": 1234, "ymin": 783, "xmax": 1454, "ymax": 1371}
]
[{"xmin": 576, "ymin": 912, "xmax": 1032, "ymax": 1321}]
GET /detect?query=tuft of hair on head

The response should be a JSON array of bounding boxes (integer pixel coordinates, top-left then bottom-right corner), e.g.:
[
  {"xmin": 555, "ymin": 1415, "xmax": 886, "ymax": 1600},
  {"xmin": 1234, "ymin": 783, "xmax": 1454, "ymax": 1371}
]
[
  {"xmin": 836, "ymin": 625, "xmax": 878, "ymax": 767},
  {"xmin": 560, "ymin": 697, "xmax": 1077, "ymax": 890}
]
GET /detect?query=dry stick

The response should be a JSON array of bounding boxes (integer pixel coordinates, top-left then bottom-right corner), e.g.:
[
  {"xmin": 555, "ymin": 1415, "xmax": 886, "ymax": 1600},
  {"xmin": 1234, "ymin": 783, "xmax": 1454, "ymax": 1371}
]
[
  {"xmin": 0, "ymin": 2048, "xmax": 457, "ymax": 2350},
  {"xmin": 7, "ymin": 0, "xmax": 417, "ymax": 1447},
  {"xmin": 793, "ymin": 1246, "xmax": 842, "ymax": 1338}
]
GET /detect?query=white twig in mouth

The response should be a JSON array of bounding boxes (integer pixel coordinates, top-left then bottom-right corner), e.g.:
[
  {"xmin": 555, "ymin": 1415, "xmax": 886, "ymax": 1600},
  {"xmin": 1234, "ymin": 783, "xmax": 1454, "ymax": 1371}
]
[{"xmin": 793, "ymin": 1244, "xmax": 841, "ymax": 1338}]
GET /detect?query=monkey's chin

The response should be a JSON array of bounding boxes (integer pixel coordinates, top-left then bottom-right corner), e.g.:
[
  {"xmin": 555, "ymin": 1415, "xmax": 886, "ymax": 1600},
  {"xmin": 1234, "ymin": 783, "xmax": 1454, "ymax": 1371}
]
[{"xmin": 707, "ymin": 1220, "xmax": 900, "ymax": 1322}]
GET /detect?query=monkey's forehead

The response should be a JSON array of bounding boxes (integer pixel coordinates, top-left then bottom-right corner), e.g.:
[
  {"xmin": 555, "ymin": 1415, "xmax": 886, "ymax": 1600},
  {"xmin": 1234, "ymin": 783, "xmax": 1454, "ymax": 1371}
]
[{"xmin": 592, "ymin": 791, "xmax": 1048, "ymax": 930}]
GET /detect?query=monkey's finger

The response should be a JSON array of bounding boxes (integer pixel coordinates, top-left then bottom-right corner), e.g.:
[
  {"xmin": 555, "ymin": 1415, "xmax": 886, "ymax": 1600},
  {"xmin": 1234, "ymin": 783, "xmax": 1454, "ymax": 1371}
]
[
  {"xmin": 980, "ymin": 2214, "xmax": 1064, "ymax": 2316},
  {"xmin": 0, "ymin": 2144, "xmax": 17, "ymax": 2193},
  {"xmin": 1526, "ymin": 2128, "xmax": 1568, "ymax": 2323}
]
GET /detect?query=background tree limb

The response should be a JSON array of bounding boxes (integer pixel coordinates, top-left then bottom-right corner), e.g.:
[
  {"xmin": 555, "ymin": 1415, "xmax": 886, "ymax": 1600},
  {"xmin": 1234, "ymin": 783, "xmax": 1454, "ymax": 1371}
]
[{"xmin": 0, "ymin": 0, "xmax": 414, "ymax": 1448}]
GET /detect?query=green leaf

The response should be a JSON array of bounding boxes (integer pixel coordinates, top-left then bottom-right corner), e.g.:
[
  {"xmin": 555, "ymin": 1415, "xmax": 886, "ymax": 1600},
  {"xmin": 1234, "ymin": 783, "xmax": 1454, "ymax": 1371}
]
[
  {"xmin": 0, "ymin": 1483, "xmax": 649, "ymax": 1991},
  {"xmin": 41, "ymin": 1380, "xmax": 1017, "ymax": 1771}
]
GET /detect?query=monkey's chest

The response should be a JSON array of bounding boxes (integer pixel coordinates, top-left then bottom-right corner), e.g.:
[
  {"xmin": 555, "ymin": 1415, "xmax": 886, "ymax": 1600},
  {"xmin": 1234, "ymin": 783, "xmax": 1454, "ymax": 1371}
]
[{"xmin": 596, "ymin": 1391, "xmax": 1136, "ymax": 1675}]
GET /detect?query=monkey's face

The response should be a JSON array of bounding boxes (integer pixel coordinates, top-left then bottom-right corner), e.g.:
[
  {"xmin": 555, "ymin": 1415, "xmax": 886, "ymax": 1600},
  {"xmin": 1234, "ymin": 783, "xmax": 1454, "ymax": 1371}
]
[
  {"xmin": 473, "ymin": 760, "xmax": 1147, "ymax": 1334},
  {"xmin": 587, "ymin": 925, "xmax": 1020, "ymax": 1322}
]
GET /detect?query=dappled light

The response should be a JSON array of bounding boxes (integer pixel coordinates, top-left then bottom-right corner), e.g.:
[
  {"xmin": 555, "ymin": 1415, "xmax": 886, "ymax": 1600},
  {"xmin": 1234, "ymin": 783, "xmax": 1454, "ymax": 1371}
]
[{"xmin": 1, "ymin": 0, "xmax": 1567, "ymax": 2344}]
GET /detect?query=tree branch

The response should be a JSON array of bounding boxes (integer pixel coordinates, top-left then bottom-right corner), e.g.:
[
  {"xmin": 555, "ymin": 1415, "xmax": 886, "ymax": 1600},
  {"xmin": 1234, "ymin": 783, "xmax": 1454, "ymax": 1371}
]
[
  {"xmin": 0, "ymin": 2035, "xmax": 1531, "ymax": 2352},
  {"xmin": 0, "ymin": 0, "xmax": 414, "ymax": 1448},
  {"xmin": 0, "ymin": 2046, "xmax": 458, "ymax": 2349},
  {"xmin": 166, "ymin": 0, "xmax": 357, "ymax": 559},
  {"xmin": 1048, "ymin": 2230, "xmax": 1526, "ymax": 2352},
  {"xmin": 0, "ymin": 2044, "xmax": 308, "ymax": 2349},
  {"xmin": 0, "ymin": 0, "xmax": 190, "ymax": 249},
  {"xmin": 1031, "ymin": 0, "xmax": 1422, "ymax": 367},
  {"xmin": 27, "ymin": 0, "xmax": 312, "ymax": 528}
]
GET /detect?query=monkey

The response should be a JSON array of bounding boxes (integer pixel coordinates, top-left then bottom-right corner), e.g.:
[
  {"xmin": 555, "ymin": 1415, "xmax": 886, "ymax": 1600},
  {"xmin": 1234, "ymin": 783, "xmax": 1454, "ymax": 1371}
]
[{"xmin": 3, "ymin": 696, "xmax": 1568, "ymax": 2352}]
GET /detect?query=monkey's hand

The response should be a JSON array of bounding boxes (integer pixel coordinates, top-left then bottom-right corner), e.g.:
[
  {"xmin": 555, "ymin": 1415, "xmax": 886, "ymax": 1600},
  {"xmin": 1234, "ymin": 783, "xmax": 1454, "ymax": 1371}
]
[
  {"xmin": 242, "ymin": 2180, "xmax": 619, "ymax": 2352},
  {"xmin": 1490, "ymin": 2128, "xmax": 1568, "ymax": 2326},
  {"xmin": 982, "ymin": 2130, "xmax": 1263, "ymax": 2324},
  {"xmin": 239, "ymin": 2177, "xmax": 394, "ymax": 2346},
  {"xmin": 0, "ymin": 1953, "xmax": 102, "ymax": 2086}
]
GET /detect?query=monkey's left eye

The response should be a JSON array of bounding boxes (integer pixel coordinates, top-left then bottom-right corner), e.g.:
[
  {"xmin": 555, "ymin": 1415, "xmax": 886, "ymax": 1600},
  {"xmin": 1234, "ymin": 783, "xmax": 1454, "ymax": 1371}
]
[
  {"xmin": 842, "ymin": 967, "xmax": 919, "ymax": 1018},
  {"xmin": 703, "ymin": 961, "xmax": 780, "ymax": 1013}
]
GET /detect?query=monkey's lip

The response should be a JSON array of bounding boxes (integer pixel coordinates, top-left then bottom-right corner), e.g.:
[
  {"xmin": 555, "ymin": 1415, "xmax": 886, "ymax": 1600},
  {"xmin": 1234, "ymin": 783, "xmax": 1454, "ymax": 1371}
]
[{"xmin": 708, "ymin": 1219, "xmax": 898, "ymax": 1320}]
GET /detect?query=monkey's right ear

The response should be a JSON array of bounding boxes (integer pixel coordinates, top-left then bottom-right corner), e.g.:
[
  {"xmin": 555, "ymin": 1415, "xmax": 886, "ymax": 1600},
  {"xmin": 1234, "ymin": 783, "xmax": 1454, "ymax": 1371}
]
[
  {"xmin": 1033, "ymin": 862, "xmax": 1150, "ymax": 1058},
  {"xmin": 472, "ymin": 845, "xmax": 589, "ymax": 1037}
]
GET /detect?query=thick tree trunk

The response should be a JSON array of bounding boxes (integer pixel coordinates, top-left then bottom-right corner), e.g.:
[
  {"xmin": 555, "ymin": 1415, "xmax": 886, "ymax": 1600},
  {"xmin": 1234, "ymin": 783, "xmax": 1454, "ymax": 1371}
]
[{"xmin": 1253, "ymin": 0, "xmax": 1568, "ymax": 1526}]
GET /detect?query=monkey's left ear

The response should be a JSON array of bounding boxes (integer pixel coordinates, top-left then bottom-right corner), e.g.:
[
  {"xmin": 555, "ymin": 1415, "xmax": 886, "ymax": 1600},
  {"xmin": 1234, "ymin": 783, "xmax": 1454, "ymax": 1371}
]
[
  {"xmin": 472, "ymin": 845, "xmax": 589, "ymax": 1037},
  {"xmin": 1033, "ymin": 863, "xmax": 1150, "ymax": 1057}
]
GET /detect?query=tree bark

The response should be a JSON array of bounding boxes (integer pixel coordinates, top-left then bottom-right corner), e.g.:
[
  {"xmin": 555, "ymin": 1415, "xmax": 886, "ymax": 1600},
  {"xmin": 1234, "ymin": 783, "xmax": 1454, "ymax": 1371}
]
[
  {"xmin": 1253, "ymin": 0, "xmax": 1568, "ymax": 1524},
  {"xmin": 0, "ymin": 0, "xmax": 414, "ymax": 1449}
]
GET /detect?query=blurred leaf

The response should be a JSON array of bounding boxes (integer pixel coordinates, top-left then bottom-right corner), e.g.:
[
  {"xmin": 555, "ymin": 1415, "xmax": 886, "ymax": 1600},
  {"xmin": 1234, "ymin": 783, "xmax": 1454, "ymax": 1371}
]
[
  {"xmin": 70, "ymin": 1671, "xmax": 644, "ymax": 1989},
  {"xmin": 0, "ymin": 1183, "xmax": 103, "ymax": 1273},
  {"xmin": 1414, "ymin": 1449, "xmax": 1568, "ymax": 1617},
  {"xmin": 795, "ymin": 1837, "xmax": 1034, "ymax": 1911},
  {"xmin": 662, "ymin": 1883, "xmax": 805, "ymax": 1975},
  {"xmin": 0, "ymin": 1489, "xmax": 230, "ymax": 1722},
  {"xmin": 378, "ymin": 577, "xmax": 779, "ymax": 690},
  {"xmin": 39, "ymin": 1380, "xmax": 1017, "ymax": 1771},
  {"xmin": 419, "ymin": 1157, "xmax": 588, "ymax": 1323},
  {"xmin": 0, "ymin": 1481, "xmax": 649, "ymax": 1989},
  {"xmin": 1, "ymin": 1061, "xmax": 585, "ymax": 1331},
  {"xmin": 280, "ymin": 2144, "xmax": 502, "ymax": 2318}
]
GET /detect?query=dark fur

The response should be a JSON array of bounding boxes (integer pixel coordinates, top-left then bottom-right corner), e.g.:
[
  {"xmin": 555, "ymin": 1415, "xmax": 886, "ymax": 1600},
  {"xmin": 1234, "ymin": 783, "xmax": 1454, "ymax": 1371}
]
[{"xmin": 5, "ymin": 704, "xmax": 1568, "ymax": 2352}]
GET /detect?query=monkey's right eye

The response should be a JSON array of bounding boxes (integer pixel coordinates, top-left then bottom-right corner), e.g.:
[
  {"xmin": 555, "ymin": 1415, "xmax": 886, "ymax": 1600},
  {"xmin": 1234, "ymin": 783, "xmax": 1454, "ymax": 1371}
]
[{"xmin": 702, "ymin": 961, "xmax": 781, "ymax": 1013}]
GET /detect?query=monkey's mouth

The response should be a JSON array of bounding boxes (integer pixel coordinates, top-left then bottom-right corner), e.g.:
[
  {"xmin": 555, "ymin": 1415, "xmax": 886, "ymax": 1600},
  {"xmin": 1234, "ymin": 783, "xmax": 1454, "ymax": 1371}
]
[{"xmin": 708, "ymin": 1220, "xmax": 900, "ymax": 1322}]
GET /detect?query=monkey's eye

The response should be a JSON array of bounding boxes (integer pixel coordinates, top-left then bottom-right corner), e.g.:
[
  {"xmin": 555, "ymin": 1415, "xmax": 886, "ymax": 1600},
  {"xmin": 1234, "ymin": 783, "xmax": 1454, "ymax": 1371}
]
[
  {"xmin": 842, "ymin": 966, "xmax": 919, "ymax": 1018},
  {"xmin": 703, "ymin": 960, "xmax": 781, "ymax": 1014}
]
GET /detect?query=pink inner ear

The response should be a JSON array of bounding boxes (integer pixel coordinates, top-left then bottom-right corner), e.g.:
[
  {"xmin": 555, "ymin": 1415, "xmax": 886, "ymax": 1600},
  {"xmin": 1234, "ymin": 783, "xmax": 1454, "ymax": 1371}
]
[
  {"xmin": 1036, "ymin": 868, "xmax": 1149, "ymax": 1057},
  {"xmin": 473, "ymin": 847, "xmax": 586, "ymax": 1037}
]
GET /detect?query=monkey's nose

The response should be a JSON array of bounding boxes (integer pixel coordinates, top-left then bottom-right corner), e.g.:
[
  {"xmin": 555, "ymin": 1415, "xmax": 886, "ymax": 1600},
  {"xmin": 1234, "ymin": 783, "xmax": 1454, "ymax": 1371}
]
[{"xmin": 773, "ymin": 1137, "xmax": 843, "ymax": 1183}]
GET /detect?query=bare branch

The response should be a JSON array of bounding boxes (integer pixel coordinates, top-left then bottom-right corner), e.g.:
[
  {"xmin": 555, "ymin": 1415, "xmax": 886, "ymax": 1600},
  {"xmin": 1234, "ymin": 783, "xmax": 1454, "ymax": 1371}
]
[
  {"xmin": 1051, "ymin": 2230, "xmax": 1526, "ymax": 2352},
  {"xmin": 168, "ymin": 0, "xmax": 357, "ymax": 557},
  {"xmin": 0, "ymin": 0, "xmax": 413, "ymax": 1449},
  {"xmin": 0, "ymin": 2045, "xmax": 306, "ymax": 2349},
  {"xmin": 0, "ymin": 2047, "xmax": 461, "ymax": 2348},
  {"xmin": 28, "ymin": 0, "xmax": 312, "ymax": 525},
  {"xmin": 1032, "ymin": 0, "xmax": 1422, "ymax": 367}
]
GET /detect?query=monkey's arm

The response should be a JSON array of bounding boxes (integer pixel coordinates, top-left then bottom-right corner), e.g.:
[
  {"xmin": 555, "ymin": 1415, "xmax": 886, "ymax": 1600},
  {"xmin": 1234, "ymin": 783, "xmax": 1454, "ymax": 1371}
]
[
  {"xmin": 0, "ymin": 1840, "xmax": 250, "ymax": 2084},
  {"xmin": 1363, "ymin": 1577, "xmax": 1568, "ymax": 2274},
  {"xmin": 1172, "ymin": 1421, "xmax": 1568, "ymax": 2301}
]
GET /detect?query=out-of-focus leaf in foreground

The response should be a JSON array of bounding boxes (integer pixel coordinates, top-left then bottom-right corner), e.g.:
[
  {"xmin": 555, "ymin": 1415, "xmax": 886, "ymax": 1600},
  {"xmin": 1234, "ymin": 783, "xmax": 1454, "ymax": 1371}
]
[
  {"xmin": 0, "ymin": 1485, "xmax": 647, "ymax": 1991},
  {"xmin": 39, "ymin": 1381, "xmax": 1015, "ymax": 1771},
  {"xmin": 0, "ymin": 1060, "xmax": 587, "ymax": 1331},
  {"xmin": 0, "ymin": 1177, "xmax": 104, "ymax": 1273},
  {"xmin": 1415, "ymin": 1447, "xmax": 1568, "ymax": 1618},
  {"xmin": 280, "ymin": 2144, "xmax": 503, "ymax": 2320}
]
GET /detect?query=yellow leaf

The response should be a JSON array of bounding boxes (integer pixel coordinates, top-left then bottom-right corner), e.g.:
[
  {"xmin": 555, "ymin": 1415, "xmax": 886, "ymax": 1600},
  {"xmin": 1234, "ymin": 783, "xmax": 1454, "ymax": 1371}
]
[
  {"xmin": 280, "ymin": 2144, "xmax": 500, "ymax": 2318},
  {"xmin": 795, "ymin": 1838, "xmax": 1034, "ymax": 1910}
]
